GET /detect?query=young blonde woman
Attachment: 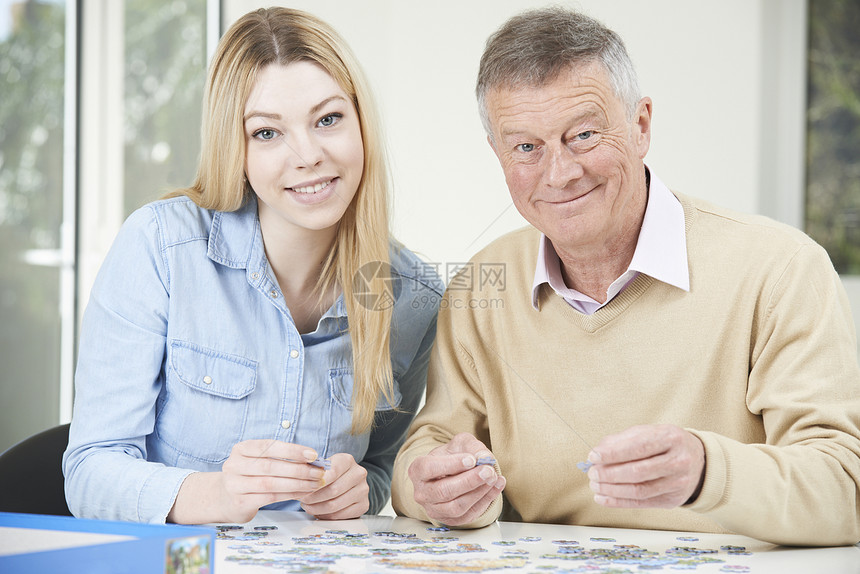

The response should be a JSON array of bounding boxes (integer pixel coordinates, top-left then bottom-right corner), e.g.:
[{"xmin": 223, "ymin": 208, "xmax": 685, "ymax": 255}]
[{"xmin": 63, "ymin": 7, "xmax": 442, "ymax": 524}]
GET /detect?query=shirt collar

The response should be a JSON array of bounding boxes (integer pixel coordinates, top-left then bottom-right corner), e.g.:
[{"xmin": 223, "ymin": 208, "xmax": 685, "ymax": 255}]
[
  {"xmin": 207, "ymin": 196, "xmax": 349, "ymax": 320},
  {"xmin": 628, "ymin": 171, "xmax": 689, "ymax": 291},
  {"xmin": 531, "ymin": 169, "xmax": 689, "ymax": 310},
  {"xmin": 207, "ymin": 196, "xmax": 261, "ymax": 270}
]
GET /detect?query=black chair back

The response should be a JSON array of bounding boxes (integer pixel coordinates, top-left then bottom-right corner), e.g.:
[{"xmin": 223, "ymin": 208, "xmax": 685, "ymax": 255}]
[{"xmin": 0, "ymin": 423, "xmax": 73, "ymax": 516}]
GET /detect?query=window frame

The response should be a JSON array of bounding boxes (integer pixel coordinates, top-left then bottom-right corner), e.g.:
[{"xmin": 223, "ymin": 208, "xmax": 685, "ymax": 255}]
[{"xmin": 63, "ymin": 0, "xmax": 221, "ymax": 422}]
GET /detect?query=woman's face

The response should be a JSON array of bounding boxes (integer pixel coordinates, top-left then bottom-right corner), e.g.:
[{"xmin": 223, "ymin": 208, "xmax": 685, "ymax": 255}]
[{"xmin": 244, "ymin": 61, "xmax": 364, "ymax": 239}]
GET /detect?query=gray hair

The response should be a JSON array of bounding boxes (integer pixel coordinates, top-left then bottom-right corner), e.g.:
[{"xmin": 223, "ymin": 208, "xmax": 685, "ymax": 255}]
[{"xmin": 476, "ymin": 6, "xmax": 641, "ymax": 136}]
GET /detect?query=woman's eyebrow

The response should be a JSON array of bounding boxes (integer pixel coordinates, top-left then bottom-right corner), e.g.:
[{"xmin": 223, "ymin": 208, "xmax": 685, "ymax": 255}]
[
  {"xmin": 243, "ymin": 95, "xmax": 349, "ymax": 123},
  {"xmin": 243, "ymin": 111, "xmax": 281, "ymax": 122},
  {"xmin": 308, "ymin": 95, "xmax": 349, "ymax": 117}
]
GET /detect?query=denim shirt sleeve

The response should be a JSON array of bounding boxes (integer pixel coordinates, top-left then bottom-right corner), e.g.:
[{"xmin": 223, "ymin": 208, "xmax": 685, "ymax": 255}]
[
  {"xmin": 62, "ymin": 205, "xmax": 192, "ymax": 523},
  {"xmin": 361, "ymin": 311, "xmax": 439, "ymax": 514}
]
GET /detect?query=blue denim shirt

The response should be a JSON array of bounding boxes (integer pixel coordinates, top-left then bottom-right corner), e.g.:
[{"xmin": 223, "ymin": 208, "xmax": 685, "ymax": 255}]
[{"xmin": 63, "ymin": 196, "xmax": 443, "ymax": 523}]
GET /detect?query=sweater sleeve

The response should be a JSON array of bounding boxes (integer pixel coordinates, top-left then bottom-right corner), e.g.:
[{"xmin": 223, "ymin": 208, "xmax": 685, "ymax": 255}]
[
  {"xmin": 686, "ymin": 243, "xmax": 860, "ymax": 546},
  {"xmin": 391, "ymin": 289, "xmax": 503, "ymax": 528}
]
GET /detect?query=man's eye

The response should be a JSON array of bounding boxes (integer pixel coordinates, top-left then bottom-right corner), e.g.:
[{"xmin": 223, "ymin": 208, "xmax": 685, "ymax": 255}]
[
  {"xmin": 576, "ymin": 131, "xmax": 594, "ymax": 140},
  {"xmin": 253, "ymin": 129, "xmax": 276, "ymax": 140},
  {"xmin": 517, "ymin": 143, "xmax": 535, "ymax": 152}
]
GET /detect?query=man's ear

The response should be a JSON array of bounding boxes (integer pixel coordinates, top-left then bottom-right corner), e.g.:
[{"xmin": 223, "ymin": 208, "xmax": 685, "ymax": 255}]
[{"xmin": 634, "ymin": 96, "xmax": 653, "ymax": 159}]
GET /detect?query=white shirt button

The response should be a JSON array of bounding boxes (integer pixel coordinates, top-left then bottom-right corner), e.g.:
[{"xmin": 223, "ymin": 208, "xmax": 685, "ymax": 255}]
[
  {"xmin": 251, "ymin": 272, "xmax": 260, "ymax": 280},
  {"xmin": 281, "ymin": 420, "xmax": 291, "ymax": 430},
  {"xmin": 269, "ymin": 290, "xmax": 279, "ymax": 298},
  {"xmin": 202, "ymin": 376, "xmax": 212, "ymax": 384},
  {"xmin": 290, "ymin": 349, "xmax": 299, "ymax": 359}
]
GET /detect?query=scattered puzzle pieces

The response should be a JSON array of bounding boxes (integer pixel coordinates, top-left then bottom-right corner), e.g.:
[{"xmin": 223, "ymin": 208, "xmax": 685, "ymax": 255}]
[
  {"xmin": 376, "ymin": 556, "xmax": 528, "ymax": 572},
  {"xmin": 221, "ymin": 522, "xmax": 755, "ymax": 573}
]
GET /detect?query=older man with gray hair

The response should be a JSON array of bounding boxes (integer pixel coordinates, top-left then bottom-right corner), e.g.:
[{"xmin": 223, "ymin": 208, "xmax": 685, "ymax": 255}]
[{"xmin": 391, "ymin": 6, "xmax": 860, "ymax": 546}]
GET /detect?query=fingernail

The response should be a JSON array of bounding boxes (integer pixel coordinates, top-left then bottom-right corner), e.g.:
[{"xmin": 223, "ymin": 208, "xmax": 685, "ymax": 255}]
[
  {"xmin": 462, "ymin": 455, "xmax": 476, "ymax": 468},
  {"xmin": 587, "ymin": 450, "xmax": 602, "ymax": 463},
  {"xmin": 496, "ymin": 476, "xmax": 507, "ymax": 490},
  {"xmin": 478, "ymin": 465, "xmax": 496, "ymax": 483},
  {"xmin": 303, "ymin": 450, "xmax": 318, "ymax": 462},
  {"xmin": 594, "ymin": 494, "xmax": 609, "ymax": 505}
]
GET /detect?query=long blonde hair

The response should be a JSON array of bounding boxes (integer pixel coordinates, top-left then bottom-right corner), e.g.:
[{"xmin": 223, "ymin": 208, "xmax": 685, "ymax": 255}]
[{"xmin": 168, "ymin": 7, "xmax": 393, "ymax": 434}]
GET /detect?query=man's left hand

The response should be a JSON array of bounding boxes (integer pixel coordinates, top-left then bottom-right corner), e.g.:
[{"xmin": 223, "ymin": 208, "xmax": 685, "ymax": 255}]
[{"xmin": 586, "ymin": 424, "xmax": 705, "ymax": 509}]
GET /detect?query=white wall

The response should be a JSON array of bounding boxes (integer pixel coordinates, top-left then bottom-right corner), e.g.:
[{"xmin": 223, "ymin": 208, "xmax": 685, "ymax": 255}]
[{"xmin": 224, "ymin": 0, "xmax": 796, "ymax": 273}]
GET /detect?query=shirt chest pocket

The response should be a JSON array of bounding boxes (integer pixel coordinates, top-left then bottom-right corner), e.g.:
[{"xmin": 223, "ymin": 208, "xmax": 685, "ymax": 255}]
[
  {"xmin": 156, "ymin": 340, "xmax": 257, "ymax": 464},
  {"xmin": 325, "ymin": 368, "xmax": 402, "ymax": 458}
]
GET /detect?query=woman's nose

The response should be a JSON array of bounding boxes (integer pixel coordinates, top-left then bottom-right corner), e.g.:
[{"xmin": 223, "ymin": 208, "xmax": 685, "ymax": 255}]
[{"xmin": 285, "ymin": 132, "xmax": 324, "ymax": 169}]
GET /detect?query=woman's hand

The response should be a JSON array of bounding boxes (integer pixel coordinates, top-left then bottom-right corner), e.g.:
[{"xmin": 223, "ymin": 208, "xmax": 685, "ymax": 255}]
[
  {"xmin": 168, "ymin": 439, "xmax": 327, "ymax": 524},
  {"xmin": 298, "ymin": 452, "xmax": 370, "ymax": 520}
]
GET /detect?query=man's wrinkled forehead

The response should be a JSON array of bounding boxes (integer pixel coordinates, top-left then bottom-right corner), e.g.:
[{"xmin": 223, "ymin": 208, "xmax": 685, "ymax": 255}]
[
  {"xmin": 487, "ymin": 61, "xmax": 612, "ymax": 112},
  {"xmin": 485, "ymin": 57, "xmax": 602, "ymax": 96}
]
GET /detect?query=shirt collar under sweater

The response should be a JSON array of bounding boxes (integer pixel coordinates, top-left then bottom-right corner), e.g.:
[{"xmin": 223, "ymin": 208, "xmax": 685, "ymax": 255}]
[{"xmin": 531, "ymin": 168, "xmax": 690, "ymax": 313}]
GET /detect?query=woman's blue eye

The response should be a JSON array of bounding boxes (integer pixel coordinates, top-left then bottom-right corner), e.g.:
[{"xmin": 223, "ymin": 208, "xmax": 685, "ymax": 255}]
[
  {"xmin": 318, "ymin": 113, "xmax": 342, "ymax": 127},
  {"xmin": 254, "ymin": 129, "xmax": 276, "ymax": 140}
]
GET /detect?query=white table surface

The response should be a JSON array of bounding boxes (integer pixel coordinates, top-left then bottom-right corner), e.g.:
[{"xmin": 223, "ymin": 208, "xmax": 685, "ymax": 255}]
[{"xmin": 213, "ymin": 510, "xmax": 860, "ymax": 573}]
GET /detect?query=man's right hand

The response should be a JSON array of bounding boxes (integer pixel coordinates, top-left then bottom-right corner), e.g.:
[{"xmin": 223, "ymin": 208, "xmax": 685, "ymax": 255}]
[{"xmin": 407, "ymin": 433, "xmax": 506, "ymax": 526}]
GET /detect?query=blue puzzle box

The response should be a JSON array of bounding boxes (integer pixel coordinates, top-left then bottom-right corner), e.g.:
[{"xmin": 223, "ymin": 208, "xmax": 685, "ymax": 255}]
[{"xmin": 0, "ymin": 511, "xmax": 214, "ymax": 574}]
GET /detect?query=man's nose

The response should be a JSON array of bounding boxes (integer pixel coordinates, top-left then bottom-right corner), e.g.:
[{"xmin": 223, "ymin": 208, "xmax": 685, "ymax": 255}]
[{"xmin": 544, "ymin": 143, "xmax": 584, "ymax": 188}]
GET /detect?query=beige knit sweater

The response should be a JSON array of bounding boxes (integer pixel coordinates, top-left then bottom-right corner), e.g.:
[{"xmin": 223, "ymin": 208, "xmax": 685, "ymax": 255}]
[{"xmin": 392, "ymin": 193, "xmax": 860, "ymax": 546}]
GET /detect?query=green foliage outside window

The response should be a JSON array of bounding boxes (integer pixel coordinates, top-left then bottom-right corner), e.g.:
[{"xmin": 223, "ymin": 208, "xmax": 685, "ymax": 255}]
[
  {"xmin": 806, "ymin": 0, "xmax": 860, "ymax": 274},
  {"xmin": 124, "ymin": 0, "xmax": 205, "ymax": 214},
  {"xmin": 0, "ymin": 0, "xmax": 205, "ymax": 451},
  {"xmin": 0, "ymin": 0, "xmax": 65, "ymax": 450}
]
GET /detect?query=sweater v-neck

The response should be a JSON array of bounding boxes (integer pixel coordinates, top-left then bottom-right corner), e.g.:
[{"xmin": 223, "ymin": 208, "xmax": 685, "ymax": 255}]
[
  {"xmin": 539, "ymin": 272, "xmax": 656, "ymax": 332},
  {"xmin": 534, "ymin": 193, "xmax": 698, "ymax": 333}
]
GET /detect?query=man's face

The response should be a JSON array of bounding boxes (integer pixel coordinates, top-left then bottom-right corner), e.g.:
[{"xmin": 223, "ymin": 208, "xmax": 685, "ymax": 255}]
[{"xmin": 486, "ymin": 61, "xmax": 651, "ymax": 256}]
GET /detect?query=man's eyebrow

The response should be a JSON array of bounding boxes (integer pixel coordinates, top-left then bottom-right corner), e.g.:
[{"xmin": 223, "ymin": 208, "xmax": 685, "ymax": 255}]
[
  {"xmin": 498, "ymin": 110, "xmax": 605, "ymax": 140},
  {"xmin": 498, "ymin": 128, "xmax": 528, "ymax": 141},
  {"xmin": 243, "ymin": 95, "xmax": 349, "ymax": 123}
]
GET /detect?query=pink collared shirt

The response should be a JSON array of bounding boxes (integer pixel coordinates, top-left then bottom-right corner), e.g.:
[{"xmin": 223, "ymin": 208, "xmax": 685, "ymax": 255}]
[{"xmin": 531, "ymin": 170, "xmax": 689, "ymax": 314}]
